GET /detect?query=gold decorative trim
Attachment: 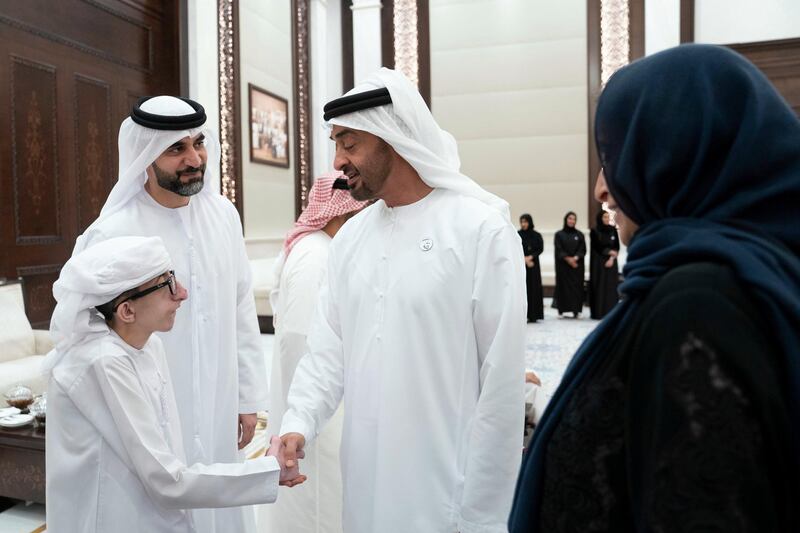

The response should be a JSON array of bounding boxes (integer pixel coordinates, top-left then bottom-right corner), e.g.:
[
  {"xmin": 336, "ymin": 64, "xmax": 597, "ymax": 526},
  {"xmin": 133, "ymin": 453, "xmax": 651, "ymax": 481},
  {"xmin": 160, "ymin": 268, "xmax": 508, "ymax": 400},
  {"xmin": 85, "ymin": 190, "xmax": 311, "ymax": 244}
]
[
  {"xmin": 292, "ymin": 0, "xmax": 312, "ymax": 216},
  {"xmin": 218, "ymin": 0, "xmax": 238, "ymax": 206}
]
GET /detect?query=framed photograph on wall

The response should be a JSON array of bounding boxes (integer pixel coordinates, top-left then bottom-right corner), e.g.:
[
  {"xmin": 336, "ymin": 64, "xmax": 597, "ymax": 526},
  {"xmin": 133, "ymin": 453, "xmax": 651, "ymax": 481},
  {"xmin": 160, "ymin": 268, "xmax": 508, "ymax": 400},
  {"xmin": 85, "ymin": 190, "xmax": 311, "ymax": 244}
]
[{"xmin": 249, "ymin": 84, "xmax": 290, "ymax": 167}]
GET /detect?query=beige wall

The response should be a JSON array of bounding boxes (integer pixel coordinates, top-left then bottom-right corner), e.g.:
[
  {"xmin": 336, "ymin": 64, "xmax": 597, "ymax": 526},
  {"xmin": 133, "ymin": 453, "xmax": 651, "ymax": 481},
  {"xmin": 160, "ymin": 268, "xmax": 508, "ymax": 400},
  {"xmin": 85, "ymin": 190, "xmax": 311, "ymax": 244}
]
[
  {"xmin": 696, "ymin": 0, "xmax": 800, "ymax": 44},
  {"xmin": 240, "ymin": 0, "xmax": 295, "ymax": 258},
  {"xmin": 646, "ymin": 0, "xmax": 800, "ymax": 55},
  {"xmin": 429, "ymin": 0, "xmax": 589, "ymax": 282}
]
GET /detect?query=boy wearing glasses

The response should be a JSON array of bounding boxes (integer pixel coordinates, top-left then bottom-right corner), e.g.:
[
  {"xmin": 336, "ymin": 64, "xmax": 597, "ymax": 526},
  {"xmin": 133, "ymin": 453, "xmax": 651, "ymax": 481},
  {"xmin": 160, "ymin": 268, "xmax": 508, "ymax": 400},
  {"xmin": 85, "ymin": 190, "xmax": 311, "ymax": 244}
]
[
  {"xmin": 73, "ymin": 96, "xmax": 268, "ymax": 533},
  {"xmin": 44, "ymin": 236, "xmax": 303, "ymax": 533}
]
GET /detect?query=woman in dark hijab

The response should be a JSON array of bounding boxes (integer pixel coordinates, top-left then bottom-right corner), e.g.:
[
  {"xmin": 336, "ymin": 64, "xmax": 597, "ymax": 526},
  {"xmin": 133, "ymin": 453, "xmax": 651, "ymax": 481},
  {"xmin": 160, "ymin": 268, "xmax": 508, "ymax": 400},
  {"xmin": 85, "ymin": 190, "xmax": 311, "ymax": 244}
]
[
  {"xmin": 519, "ymin": 214, "xmax": 544, "ymax": 322},
  {"xmin": 589, "ymin": 207, "xmax": 620, "ymax": 318},
  {"xmin": 509, "ymin": 44, "xmax": 800, "ymax": 532},
  {"xmin": 553, "ymin": 211, "xmax": 585, "ymax": 317}
]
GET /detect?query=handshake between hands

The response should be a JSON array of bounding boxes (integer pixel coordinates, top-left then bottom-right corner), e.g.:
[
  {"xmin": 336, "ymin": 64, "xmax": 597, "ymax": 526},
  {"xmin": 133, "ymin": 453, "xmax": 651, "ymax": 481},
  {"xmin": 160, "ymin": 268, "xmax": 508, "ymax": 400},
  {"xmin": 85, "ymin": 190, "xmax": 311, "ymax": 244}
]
[{"xmin": 266, "ymin": 433, "xmax": 307, "ymax": 487}]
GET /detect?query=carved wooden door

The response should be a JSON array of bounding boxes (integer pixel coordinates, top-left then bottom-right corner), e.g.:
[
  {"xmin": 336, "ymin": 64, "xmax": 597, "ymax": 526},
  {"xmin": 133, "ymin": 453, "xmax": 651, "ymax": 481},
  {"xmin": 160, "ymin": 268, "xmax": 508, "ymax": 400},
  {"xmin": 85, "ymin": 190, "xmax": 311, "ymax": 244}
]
[{"xmin": 0, "ymin": 0, "xmax": 181, "ymax": 327}]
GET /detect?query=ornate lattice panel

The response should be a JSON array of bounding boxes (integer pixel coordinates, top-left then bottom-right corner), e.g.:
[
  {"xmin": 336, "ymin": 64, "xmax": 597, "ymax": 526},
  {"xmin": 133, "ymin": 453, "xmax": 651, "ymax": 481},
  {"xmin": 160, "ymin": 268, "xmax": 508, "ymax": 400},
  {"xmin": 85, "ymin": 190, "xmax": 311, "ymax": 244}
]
[
  {"xmin": 393, "ymin": 0, "xmax": 419, "ymax": 88},
  {"xmin": 600, "ymin": 0, "xmax": 630, "ymax": 86}
]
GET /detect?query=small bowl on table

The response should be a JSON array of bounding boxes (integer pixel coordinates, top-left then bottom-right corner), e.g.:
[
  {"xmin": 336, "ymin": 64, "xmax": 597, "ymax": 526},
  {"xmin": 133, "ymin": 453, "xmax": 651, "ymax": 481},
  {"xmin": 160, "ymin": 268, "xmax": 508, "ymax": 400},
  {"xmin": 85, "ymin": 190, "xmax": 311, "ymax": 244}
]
[{"xmin": 5, "ymin": 384, "xmax": 34, "ymax": 414}]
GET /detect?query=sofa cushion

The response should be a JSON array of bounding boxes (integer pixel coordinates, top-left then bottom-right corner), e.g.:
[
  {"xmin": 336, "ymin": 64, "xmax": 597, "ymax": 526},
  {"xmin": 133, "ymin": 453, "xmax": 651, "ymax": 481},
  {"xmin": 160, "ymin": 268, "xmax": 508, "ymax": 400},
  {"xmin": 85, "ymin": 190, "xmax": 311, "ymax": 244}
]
[
  {"xmin": 250, "ymin": 257, "xmax": 277, "ymax": 317},
  {"xmin": 33, "ymin": 329, "xmax": 54, "ymax": 355},
  {"xmin": 0, "ymin": 284, "xmax": 35, "ymax": 364},
  {"xmin": 0, "ymin": 355, "xmax": 47, "ymax": 396}
]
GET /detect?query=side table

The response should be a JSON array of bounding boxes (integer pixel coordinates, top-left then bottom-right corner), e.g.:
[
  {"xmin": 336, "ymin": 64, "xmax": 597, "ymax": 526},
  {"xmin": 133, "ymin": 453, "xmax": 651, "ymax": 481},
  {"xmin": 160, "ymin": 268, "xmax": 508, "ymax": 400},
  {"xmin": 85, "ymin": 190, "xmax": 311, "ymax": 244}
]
[{"xmin": 0, "ymin": 425, "xmax": 45, "ymax": 504}]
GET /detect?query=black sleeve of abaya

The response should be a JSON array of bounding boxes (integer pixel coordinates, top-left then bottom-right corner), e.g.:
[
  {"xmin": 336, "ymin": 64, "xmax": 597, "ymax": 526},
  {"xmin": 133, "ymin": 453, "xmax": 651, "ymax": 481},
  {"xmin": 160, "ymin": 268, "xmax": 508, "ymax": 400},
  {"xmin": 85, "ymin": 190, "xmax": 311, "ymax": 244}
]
[
  {"xmin": 519, "ymin": 237, "xmax": 530, "ymax": 256},
  {"xmin": 554, "ymin": 232, "xmax": 568, "ymax": 259},
  {"xmin": 532, "ymin": 232, "xmax": 544, "ymax": 256},
  {"xmin": 590, "ymin": 230, "xmax": 606, "ymax": 257},
  {"xmin": 626, "ymin": 286, "xmax": 792, "ymax": 531},
  {"xmin": 577, "ymin": 233, "xmax": 586, "ymax": 259}
]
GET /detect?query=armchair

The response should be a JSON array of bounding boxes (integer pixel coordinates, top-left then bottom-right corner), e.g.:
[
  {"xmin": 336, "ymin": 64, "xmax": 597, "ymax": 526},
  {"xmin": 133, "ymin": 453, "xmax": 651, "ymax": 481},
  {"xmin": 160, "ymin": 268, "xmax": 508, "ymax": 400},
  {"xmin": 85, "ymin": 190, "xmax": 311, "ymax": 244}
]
[{"xmin": 0, "ymin": 280, "xmax": 51, "ymax": 396}]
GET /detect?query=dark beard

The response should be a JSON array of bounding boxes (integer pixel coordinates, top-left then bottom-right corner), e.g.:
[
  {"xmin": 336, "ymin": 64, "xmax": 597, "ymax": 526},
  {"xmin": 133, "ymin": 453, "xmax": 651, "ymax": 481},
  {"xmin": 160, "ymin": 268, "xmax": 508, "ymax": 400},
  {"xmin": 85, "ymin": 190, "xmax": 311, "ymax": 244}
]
[
  {"xmin": 152, "ymin": 162, "xmax": 205, "ymax": 197},
  {"xmin": 343, "ymin": 141, "xmax": 393, "ymax": 201}
]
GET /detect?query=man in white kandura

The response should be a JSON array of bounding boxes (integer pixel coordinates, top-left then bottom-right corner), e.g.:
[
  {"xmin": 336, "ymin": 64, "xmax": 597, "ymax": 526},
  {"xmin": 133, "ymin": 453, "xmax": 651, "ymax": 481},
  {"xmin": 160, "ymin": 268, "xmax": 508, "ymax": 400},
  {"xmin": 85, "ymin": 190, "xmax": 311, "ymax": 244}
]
[
  {"xmin": 279, "ymin": 69, "xmax": 527, "ymax": 533},
  {"xmin": 73, "ymin": 96, "xmax": 266, "ymax": 532},
  {"xmin": 261, "ymin": 172, "xmax": 367, "ymax": 533},
  {"xmin": 44, "ymin": 236, "xmax": 304, "ymax": 533}
]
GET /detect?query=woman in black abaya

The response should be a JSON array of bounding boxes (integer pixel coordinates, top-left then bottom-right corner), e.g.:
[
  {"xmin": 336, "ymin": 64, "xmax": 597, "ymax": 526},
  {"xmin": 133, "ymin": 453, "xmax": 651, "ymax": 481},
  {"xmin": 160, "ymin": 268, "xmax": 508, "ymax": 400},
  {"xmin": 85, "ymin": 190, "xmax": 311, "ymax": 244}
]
[
  {"xmin": 519, "ymin": 214, "xmax": 544, "ymax": 322},
  {"xmin": 553, "ymin": 212, "xmax": 585, "ymax": 317},
  {"xmin": 589, "ymin": 208, "xmax": 620, "ymax": 318},
  {"xmin": 509, "ymin": 44, "xmax": 800, "ymax": 532}
]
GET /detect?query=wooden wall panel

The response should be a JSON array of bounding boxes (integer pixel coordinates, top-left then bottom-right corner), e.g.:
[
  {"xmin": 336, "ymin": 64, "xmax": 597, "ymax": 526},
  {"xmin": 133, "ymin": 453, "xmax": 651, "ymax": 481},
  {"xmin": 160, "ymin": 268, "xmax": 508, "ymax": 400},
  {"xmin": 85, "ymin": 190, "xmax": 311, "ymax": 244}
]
[
  {"xmin": 74, "ymin": 75, "xmax": 113, "ymax": 233},
  {"xmin": 1, "ymin": 0, "xmax": 153, "ymax": 72},
  {"xmin": 729, "ymin": 38, "xmax": 800, "ymax": 117},
  {"xmin": 11, "ymin": 57, "xmax": 61, "ymax": 243},
  {"xmin": 0, "ymin": 0, "xmax": 182, "ymax": 327},
  {"xmin": 680, "ymin": 0, "xmax": 695, "ymax": 43},
  {"xmin": 16, "ymin": 265, "xmax": 60, "ymax": 329}
]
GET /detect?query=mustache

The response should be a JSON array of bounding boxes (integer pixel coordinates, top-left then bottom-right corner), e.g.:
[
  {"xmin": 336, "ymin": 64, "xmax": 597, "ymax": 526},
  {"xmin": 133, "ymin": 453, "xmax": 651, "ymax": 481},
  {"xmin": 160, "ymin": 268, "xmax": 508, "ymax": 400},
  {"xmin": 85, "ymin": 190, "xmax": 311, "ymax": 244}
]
[
  {"xmin": 176, "ymin": 165, "xmax": 205, "ymax": 177},
  {"xmin": 341, "ymin": 164, "xmax": 359, "ymax": 178}
]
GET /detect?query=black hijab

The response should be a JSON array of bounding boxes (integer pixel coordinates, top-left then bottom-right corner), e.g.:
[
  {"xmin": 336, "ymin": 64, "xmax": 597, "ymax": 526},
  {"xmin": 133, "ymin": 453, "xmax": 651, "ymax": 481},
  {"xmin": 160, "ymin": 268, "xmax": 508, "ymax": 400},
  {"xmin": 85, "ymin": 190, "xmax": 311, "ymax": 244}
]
[
  {"xmin": 519, "ymin": 213, "xmax": 534, "ymax": 232},
  {"xmin": 594, "ymin": 210, "xmax": 614, "ymax": 235},
  {"xmin": 518, "ymin": 213, "xmax": 538, "ymax": 253},
  {"xmin": 561, "ymin": 211, "xmax": 578, "ymax": 232}
]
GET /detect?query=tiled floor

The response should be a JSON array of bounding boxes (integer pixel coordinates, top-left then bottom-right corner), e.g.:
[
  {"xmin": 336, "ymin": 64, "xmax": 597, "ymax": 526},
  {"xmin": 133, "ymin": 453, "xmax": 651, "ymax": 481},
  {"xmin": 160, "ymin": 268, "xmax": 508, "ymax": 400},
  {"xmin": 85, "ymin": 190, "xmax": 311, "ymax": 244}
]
[{"xmin": 0, "ymin": 502, "xmax": 46, "ymax": 533}]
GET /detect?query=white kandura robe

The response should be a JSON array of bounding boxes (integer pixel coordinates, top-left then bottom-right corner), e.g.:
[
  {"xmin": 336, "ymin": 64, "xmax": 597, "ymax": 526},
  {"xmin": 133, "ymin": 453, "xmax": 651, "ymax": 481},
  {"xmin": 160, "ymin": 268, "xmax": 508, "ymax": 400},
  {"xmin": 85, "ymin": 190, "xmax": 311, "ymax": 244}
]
[
  {"xmin": 260, "ymin": 230, "xmax": 344, "ymax": 533},
  {"xmin": 46, "ymin": 332, "xmax": 279, "ymax": 533},
  {"xmin": 281, "ymin": 188, "xmax": 526, "ymax": 533},
  {"xmin": 80, "ymin": 189, "xmax": 267, "ymax": 532}
]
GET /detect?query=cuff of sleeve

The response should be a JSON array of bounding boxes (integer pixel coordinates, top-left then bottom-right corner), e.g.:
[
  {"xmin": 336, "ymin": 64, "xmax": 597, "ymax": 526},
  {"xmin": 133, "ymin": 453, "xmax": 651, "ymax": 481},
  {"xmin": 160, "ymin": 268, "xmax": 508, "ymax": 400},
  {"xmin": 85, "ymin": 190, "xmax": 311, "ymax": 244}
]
[
  {"xmin": 279, "ymin": 417, "xmax": 313, "ymax": 443},
  {"xmin": 457, "ymin": 516, "xmax": 508, "ymax": 533},
  {"xmin": 239, "ymin": 399, "xmax": 268, "ymax": 414},
  {"xmin": 256, "ymin": 456, "xmax": 281, "ymax": 504}
]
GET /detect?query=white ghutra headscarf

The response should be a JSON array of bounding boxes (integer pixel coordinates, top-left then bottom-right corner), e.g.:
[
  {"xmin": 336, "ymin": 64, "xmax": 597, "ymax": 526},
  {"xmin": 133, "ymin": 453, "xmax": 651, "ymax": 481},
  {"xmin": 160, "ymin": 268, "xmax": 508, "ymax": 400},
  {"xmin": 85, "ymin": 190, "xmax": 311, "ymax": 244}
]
[
  {"xmin": 42, "ymin": 236, "xmax": 172, "ymax": 374},
  {"xmin": 73, "ymin": 96, "xmax": 221, "ymax": 254},
  {"xmin": 325, "ymin": 68, "xmax": 511, "ymax": 221}
]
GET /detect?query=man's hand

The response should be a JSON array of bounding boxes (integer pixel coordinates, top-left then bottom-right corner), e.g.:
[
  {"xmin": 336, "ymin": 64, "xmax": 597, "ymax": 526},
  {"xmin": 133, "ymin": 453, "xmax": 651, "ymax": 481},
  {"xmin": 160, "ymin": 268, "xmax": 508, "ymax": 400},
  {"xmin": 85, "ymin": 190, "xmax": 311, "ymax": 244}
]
[
  {"xmin": 565, "ymin": 256, "xmax": 578, "ymax": 269},
  {"xmin": 525, "ymin": 371, "xmax": 542, "ymax": 387},
  {"xmin": 525, "ymin": 255, "xmax": 534, "ymax": 268},
  {"xmin": 605, "ymin": 257, "xmax": 615, "ymax": 268},
  {"xmin": 238, "ymin": 413, "xmax": 258, "ymax": 449},
  {"xmin": 281, "ymin": 432, "xmax": 306, "ymax": 471},
  {"xmin": 266, "ymin": 436, "xmax": 307, "ymax": 487}
]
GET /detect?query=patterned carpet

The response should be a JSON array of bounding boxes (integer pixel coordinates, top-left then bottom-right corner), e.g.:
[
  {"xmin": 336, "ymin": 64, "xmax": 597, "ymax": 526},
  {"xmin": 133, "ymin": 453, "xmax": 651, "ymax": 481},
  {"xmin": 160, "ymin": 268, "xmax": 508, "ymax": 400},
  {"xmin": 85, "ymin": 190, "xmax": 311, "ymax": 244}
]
[{"xmin": 525, "ymin": 300, "xmax": 601, "ymax": 408}]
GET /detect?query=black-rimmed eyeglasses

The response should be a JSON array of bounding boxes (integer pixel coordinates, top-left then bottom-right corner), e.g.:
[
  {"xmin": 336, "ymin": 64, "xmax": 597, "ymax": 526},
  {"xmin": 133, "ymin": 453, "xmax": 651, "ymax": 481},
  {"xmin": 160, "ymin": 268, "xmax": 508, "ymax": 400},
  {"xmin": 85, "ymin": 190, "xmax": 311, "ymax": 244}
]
[{"xmin": 113, "ymin": 271, "xmax": 177, "ymax": 312}]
